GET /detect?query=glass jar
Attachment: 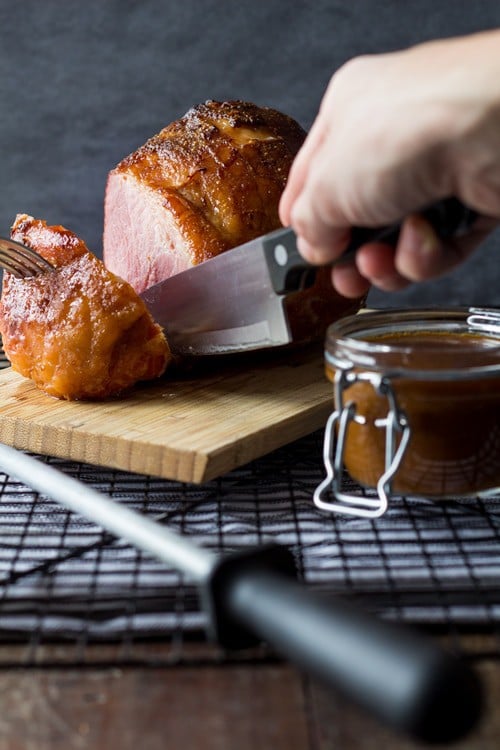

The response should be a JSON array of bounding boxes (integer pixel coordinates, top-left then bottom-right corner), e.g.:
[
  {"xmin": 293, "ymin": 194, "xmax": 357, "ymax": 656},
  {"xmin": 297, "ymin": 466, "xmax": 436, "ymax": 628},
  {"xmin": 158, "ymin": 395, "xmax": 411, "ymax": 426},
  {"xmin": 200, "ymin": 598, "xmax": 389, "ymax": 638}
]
[{"xmin": 315, "ymin": 308, "xmax": 500, "ymax": 518}]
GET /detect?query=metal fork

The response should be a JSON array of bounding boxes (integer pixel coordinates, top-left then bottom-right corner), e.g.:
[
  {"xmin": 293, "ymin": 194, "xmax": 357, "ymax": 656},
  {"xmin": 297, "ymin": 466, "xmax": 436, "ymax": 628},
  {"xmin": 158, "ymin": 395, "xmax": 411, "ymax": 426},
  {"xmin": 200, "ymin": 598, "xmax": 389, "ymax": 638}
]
[{"xmin": 0, "ymin": 237, "xmax": 54, "ymax": 278}]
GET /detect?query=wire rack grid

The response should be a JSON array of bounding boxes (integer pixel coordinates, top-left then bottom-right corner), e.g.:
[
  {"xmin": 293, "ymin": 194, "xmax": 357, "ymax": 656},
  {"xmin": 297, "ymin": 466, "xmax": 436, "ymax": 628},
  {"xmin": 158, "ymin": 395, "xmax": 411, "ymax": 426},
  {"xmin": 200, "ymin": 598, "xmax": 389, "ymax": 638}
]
[
  {"xmin": 0, "ymin": 427, "xmax": 498, "ymax": 667},
  {"xmin": 0, "ymin": 349, "xmax": 499, "ymax": 666}
]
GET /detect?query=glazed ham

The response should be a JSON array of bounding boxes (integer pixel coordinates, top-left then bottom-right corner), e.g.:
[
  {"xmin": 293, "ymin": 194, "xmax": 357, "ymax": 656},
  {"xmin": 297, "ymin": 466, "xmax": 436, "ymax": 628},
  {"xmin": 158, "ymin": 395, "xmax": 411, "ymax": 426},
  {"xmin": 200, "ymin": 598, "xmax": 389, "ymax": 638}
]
[
  {"xmin": 103, "ymin": 99, "xmax": 362, "ymax": 342},
  {"xmin": 0, "ymin": 215, "xmax": 171, "ymax": 400},
  {"xmin": 103, "ymin": 100, "xmax": 307, "ymax": 293}
]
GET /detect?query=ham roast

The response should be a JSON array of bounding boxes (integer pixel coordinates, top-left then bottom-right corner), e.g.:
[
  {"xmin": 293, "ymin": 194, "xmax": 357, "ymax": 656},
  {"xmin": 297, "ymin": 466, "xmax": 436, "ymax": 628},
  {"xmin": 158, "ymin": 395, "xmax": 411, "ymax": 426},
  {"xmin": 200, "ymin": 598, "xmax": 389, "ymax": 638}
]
[
  {"xmin": 0, "ymin": 214, "xmax": 171, "ymax": 400},
  {"xmin": 103, "ymin": 100, "xmax": 306, "ymax": 293},
  {"xmin": 103, "ymin": 99, "xmax": 363, "ymax": 344}
]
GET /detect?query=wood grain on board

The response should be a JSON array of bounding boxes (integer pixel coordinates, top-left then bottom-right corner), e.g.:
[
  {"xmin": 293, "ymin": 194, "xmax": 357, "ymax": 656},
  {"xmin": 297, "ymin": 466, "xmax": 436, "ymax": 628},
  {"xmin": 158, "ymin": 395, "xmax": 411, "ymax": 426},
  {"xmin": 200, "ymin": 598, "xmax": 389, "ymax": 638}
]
[{"xmin": 0, "ymin": 346, "xmax": 332, "ymax": 483}]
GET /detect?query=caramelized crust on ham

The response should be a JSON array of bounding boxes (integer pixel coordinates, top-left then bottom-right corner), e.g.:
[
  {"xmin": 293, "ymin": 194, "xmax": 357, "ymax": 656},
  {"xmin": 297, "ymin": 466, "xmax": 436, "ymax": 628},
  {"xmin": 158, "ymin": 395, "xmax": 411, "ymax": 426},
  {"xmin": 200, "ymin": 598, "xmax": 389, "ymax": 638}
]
[
  {"xmin": 0, "ymin": 215, "xmax": 171, "ymax": 400},
  {"xmin": 104, "ymin": 100, "xmax": 307, "ymax": 293},
  {"xmin": 103, "ymin": 99, "xmax": 364, "ymax": 343}
]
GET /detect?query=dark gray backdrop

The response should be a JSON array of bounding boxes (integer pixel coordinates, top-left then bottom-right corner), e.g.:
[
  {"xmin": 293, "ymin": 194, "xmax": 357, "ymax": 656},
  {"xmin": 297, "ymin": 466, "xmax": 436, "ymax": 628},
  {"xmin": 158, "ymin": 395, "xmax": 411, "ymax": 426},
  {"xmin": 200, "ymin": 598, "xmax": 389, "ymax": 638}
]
[{"xmin": 1, "ymin": 0, "xmax": 499, "ymax": 307}]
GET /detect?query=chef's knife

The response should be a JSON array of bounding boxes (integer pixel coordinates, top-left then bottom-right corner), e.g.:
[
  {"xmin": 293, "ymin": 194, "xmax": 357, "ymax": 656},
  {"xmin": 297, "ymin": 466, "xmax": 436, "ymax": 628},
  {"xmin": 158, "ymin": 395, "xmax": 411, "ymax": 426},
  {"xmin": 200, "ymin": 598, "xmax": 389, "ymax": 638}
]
[
  {"xmin": 0, "ymin": 443, "xmax": 482, "ymax": 744},
  {"xmin": 140, "ymin": 197, "xmax": 477, "ymax": 356}
]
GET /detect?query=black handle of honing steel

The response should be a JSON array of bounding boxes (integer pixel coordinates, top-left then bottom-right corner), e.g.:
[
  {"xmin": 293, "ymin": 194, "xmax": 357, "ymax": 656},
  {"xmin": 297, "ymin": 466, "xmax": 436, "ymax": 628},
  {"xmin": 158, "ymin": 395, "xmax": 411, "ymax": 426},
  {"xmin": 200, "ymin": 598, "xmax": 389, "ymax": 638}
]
[
  {"xmin": 266, "ymin": 196, "xmax": 478, "ymax": 294},
  {"xmin": 0, "ymin": 447, "xmax": 481, "ymax": 745},
  {"xmin": 203, "ymin": 545, "xmax": 482, "ymax": 745}
]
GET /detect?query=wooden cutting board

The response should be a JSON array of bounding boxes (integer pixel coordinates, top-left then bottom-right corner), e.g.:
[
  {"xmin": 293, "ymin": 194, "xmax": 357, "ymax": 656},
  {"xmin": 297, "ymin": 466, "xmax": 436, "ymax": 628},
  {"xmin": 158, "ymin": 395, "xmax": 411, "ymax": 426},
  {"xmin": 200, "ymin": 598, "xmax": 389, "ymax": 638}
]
[{"xmin": 0, "ymin": 345, "xmax": 332, "ymax": 483}]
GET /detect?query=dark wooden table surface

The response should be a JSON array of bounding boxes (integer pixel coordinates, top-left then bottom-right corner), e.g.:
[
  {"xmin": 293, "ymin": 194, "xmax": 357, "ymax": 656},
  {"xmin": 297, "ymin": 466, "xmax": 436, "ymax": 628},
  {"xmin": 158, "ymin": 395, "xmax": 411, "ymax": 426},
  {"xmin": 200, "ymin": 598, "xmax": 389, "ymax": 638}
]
[{"xmin": 0, "ymin": 637, "xmax": 497, "ymax": 750}]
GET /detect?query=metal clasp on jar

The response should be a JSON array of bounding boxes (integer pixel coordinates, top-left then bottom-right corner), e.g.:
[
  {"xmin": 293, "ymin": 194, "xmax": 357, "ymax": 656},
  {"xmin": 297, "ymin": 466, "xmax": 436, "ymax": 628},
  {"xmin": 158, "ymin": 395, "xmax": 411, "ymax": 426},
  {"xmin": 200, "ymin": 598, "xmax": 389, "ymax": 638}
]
[{"xmin": 314, "ymin": 369, "xmax": 411, "ymax": 518}]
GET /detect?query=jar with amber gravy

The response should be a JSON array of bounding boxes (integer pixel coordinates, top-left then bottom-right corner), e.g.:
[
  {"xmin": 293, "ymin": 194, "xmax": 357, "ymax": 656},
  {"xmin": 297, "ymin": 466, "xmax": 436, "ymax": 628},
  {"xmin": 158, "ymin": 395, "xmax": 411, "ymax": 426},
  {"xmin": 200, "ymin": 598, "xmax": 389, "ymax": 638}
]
[{"xmin": 314, "ymin": 308, "xmax": 500, "ymax": 518}]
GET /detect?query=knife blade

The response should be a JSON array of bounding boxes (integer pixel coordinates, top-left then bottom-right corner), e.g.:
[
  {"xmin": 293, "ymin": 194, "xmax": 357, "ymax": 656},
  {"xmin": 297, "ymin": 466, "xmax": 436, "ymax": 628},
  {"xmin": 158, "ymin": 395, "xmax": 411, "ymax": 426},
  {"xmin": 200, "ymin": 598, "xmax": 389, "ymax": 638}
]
[
  {"xmin": 140, "ymin": 197, "xmax": 477, "ymax": 356},
  {"xmin": 140, "ymin": 228, "xmax": 294, "ymax": 356}
]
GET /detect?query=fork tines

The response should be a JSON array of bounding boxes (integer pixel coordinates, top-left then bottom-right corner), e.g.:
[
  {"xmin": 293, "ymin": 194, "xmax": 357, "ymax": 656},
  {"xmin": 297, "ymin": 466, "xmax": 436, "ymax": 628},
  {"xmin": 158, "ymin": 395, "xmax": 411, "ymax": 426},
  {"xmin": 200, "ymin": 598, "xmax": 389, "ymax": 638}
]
[{"xmin": 0, "ymin": 238, "xmax": 54, "ymax": 278}]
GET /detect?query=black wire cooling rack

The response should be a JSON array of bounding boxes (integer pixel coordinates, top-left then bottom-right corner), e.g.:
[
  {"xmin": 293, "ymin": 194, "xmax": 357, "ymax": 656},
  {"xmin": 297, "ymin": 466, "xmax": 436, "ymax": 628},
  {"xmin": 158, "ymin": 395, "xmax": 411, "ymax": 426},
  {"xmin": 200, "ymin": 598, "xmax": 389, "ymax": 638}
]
[
  {"xmin": 0, "ymin": 426, "xmax": 499, "ymax": 667},
  {"xmin": 0, "ymin": 341, "xmax": 499, "ymax": 666}
]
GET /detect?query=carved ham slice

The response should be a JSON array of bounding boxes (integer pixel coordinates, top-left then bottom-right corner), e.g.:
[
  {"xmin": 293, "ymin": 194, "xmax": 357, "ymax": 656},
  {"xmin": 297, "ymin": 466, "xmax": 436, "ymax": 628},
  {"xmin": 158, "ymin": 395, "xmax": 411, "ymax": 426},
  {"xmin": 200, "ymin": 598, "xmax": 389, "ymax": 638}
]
[{"xmin": 0, "ymin": 214, "xmax": 171, "ymax": 400}]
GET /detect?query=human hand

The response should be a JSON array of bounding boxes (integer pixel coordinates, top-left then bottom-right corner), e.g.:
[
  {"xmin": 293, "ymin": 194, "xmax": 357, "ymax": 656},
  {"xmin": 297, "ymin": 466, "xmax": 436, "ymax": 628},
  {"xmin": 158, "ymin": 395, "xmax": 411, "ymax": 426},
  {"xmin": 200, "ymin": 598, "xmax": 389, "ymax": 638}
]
[{"xmin": 280, "ymin": 31, "xmax": 500, "ymax": 298}]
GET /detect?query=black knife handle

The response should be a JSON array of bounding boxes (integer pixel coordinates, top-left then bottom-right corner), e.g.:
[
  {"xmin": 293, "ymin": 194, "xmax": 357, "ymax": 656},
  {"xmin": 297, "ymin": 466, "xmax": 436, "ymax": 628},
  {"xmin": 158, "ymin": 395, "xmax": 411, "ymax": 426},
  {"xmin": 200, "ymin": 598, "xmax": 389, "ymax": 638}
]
[
  {"xmin": 265, "ymin": 197, "xmax": 478, "ymax": 294},
  {"xmin": 204, "ymin": 546, "xmax": 482, "ymax": 745}
]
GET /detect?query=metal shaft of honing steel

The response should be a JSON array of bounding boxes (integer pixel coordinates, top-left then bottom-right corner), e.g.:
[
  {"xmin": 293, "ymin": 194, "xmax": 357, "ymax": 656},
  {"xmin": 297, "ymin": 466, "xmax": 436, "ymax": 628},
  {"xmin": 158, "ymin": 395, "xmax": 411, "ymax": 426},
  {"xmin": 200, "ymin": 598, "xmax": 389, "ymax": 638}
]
[{"xmin": 0, "ymin": 443, "xmax": 214, "ymax": 581}]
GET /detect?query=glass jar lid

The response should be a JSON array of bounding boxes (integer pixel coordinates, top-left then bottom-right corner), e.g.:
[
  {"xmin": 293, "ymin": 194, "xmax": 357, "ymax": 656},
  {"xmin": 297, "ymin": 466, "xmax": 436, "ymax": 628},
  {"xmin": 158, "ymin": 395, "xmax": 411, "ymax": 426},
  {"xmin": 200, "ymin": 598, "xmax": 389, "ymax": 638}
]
[{"xmin": 325, "ymin": 307, "xmax": 500, "ymax": 378}]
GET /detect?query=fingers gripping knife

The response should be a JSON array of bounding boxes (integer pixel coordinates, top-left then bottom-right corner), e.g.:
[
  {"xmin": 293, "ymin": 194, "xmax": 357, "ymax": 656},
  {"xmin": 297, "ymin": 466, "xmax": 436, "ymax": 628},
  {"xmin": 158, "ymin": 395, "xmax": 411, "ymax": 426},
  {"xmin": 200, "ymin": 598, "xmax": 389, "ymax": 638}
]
[
  {"xmin": 0, "ymin": 444, "xmax": 482, "ymax": 745},
  {"xmin": 140, "ymin": 197, "xmax": 478, "ymax": 356}
]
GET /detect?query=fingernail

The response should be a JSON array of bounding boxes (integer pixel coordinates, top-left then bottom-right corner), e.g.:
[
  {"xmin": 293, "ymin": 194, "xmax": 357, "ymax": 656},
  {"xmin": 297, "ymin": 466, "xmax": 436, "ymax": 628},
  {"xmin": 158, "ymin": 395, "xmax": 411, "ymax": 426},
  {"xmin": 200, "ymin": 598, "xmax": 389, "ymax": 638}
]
[
  {"xmin": 296, "ymin": 235, "xmax": 314, "ymax": 259},
  {"xmin": 398, "ymin": 216, "xmax": 443, "ymax": 280},
  {"xmin": 296, "ymin": 235, "xmax": 331, "ymax": 265},
  {"xmin": 407, "ymin": 217, "xmax": 439, "ymax": 256}
]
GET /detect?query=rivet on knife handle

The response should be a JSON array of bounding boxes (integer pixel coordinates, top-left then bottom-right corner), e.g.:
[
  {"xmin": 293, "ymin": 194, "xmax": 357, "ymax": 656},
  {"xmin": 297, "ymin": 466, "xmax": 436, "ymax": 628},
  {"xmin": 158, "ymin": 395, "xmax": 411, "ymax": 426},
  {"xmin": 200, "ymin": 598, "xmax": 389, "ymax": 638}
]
[{"xmin": 265, "ymin": 197, "xmax": 478, "ymax": 295}]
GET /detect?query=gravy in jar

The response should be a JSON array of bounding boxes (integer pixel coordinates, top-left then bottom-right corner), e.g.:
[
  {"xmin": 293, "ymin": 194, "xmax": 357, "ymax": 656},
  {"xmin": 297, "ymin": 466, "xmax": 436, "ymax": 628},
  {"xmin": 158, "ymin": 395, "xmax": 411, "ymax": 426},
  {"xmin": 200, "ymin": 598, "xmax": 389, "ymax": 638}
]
[{"xmin": 325, "ymin": 311, "xmax": 500, "ymax": 498}]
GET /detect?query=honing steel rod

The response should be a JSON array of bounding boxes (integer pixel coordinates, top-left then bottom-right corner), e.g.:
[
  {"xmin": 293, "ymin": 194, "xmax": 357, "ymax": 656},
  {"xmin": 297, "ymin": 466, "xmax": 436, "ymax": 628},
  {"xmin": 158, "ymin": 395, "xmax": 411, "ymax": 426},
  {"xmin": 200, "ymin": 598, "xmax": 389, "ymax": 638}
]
[
  {"xmin": 0, "ymin": 443, "xmax": 482, "ymax": 745},
  {"xmin": 0, "ymin": 443, "xmax": 213, "ymax": 581}
]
